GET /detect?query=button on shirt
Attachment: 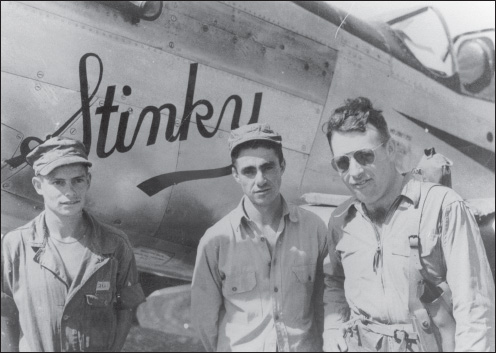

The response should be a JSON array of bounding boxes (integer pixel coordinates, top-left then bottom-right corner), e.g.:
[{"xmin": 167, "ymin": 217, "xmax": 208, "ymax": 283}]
[
  {"xmin": 324, "ymin": 174, "xmax": 496, "ymax": 352},
  {"xmin": 191, "ymin": 196, "xmax": 328, "ymax": 352},
  {"xmin": 1, "ymin": 210, "xmax": 146, "ymax": 352}
]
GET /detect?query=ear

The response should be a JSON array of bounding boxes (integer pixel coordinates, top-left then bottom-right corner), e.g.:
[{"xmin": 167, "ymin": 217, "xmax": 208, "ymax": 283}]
[
  {"xmin": 87, "ymin": 172, "xmax": 92, "ymax": 188},
  {"xmin": 280, "ymin": 159, "xmax": 286, "ymax": 174},
  {"xmin": 232, "ymin": 165, "xmax": 241, "ymax": 184},
  {"xmin": 32, "ymin": 176, "xmax": 44, "ymax": 196},
  {"xmin": 386, "ymin": 139, "xmax": 396, "ymax": 160}
]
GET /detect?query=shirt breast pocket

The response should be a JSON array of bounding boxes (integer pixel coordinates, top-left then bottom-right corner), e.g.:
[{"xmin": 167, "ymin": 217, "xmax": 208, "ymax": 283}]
[
  {"xmin": 289, "ymin": 263, "xmax": 316, "ymax": 323},
  {"xmin": 391, "ymin": 232, "xmax": 442, "ymax": 281},
  {"xmin": 222, "ymin": 271, "xmax": 261, "ymax": 324},
  {"xmin": 391, "ymin": 232, "xmax": 439, "ymax": 257},
  {"xmin": 292, "ymin": 263, "xmax": 316, "ymax": 284}
]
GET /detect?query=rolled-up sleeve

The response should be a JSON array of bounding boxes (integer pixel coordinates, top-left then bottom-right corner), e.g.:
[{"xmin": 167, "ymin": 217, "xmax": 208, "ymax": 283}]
[
  {"xmin": 191, "ymin": 233, "xmax": 223, "ymax": 352},
  {"xmin": 441, "ymin": 200, "xmax": 495, "ymax": 352},
  {"xmin": 323, "ymin": 222, "xmax": 350, "ymax": 337},
  {"xmin": 116, "ymin": 239, "xmax": 145, "ymax": 310}
]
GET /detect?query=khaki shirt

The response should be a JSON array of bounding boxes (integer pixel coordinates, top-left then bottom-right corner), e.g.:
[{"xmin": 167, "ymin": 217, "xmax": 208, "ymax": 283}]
[
  {"xmin": 191, "ymin": 196, "xmax": 328, "ymax": 352},
  {"xmin": 324, "ymin": 174, "xmax": 495, "ymax": 351},
  {"xmin": 2, "ymin": 210, "xmax": 145, "ymax": 352}
]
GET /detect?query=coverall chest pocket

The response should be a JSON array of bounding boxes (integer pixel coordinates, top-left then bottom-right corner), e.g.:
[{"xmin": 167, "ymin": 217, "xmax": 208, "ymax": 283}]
[
  {"xmin": 222, "ymin": 271, "xmax": 261, "ymax": 324},
  {"xmin": 80, "ymin": 257, "xmax": 118, "ymax": 351}
]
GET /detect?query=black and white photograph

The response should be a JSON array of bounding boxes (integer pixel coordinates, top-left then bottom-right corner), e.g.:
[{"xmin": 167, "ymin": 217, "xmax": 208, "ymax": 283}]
[{"xmin": 1, "ymin": 1, "xmax": 494, "ymax": 352}]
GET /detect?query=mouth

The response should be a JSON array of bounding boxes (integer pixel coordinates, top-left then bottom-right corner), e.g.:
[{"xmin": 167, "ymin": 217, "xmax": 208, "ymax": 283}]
[
  {"xmin": 351, "ymin": 179, "xmax": 371, "ymax": 189},
  {"xmin": 60, "ymin": 200, "xmax": 81, "ymax": 205},
  {"xmin": 254, "ymin": 188, "xmax": 271, "ymax": 194}
]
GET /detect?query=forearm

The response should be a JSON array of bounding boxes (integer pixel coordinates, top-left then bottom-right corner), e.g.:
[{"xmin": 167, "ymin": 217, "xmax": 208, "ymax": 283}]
[
  {"xmin": 191, "ymin": 236, "xmax": 224, "ymax": 352},
  {"xmin": 442, "ymin": 202, "xmax": 496, "ymax": 351},
  {"xmin": 110, "ymin": 309, "xmax": 134, "ymax": 352},
  {"xmin": 323, "ymin": 274, "xmax": 349, "ymax": 330}
]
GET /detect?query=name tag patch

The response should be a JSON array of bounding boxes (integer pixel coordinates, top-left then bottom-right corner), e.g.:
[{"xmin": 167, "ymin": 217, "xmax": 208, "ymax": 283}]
[{"xmin": 96, "ymin": 281, "xmax": 110, "ymax": 291}]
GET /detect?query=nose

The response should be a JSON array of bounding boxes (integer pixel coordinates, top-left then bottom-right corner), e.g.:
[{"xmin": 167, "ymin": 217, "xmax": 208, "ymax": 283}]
[
  {"xmin": 65, "ymin": 183, "xmax": 77, "ymax": 197},
  {"xmin": 255, "ymin": 170, "xmax": 267, "ymax": 186},
  {"xmin": 347, "ymin": 157, "xmax": 365, "ymax": 178}
]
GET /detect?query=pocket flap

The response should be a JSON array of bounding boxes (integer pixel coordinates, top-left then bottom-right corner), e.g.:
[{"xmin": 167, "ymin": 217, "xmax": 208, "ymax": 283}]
[
  {"xmin": 292, "ymin": 264, "xmax": 315, "ymax": 283},
  {"xmin": 86, "ymin": 292, "xmax": 113, "ymax": 307},
  {"xmin": 223, "ymin": 271, "xmax": 257, "ymax": 294},
  {"xmin": 392, "ymin": 233, "xmax": 439, "ymax": 257}
]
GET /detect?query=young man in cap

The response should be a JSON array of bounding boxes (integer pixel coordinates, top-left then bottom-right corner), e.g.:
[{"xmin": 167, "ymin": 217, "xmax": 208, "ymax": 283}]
[
  {"xmin": 191, "ymin": 123, "xmax": 328, "ymax": 352},
  {"xmin": 322, "ymin": 97, "xmax": 495, "ymax": 352},
  {"xmin": 1, "ymin": 136, "xmax": 145, "ymax": 352}
]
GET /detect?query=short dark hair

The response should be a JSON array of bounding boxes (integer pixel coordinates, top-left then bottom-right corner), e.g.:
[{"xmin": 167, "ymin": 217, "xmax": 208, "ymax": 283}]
[
  {"xmin": 324, "ymin": 97, "xmax": 390, "ymax": 150},
  {"xmin": 231, "ymin": 140, "xmax": 284, "ymax": 166}
]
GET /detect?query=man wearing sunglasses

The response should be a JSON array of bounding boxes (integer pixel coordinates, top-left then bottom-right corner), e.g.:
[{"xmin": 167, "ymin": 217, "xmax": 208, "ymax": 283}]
[{"xmin": 322, "ymin": 97, "xmax": 494, "ymax": 352}]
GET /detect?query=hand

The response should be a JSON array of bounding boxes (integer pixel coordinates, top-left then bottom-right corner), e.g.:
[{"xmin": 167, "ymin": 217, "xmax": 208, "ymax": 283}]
[{"xmin": 323, "ymin": 327, "xmax": 348, "ymax": 352}]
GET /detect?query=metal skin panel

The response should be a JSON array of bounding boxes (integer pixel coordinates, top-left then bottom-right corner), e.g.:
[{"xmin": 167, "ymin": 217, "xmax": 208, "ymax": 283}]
[
  {"xmin": 12, "ymin": 1, "xmax": 337, "ymax": 105},
  {"xmin": 302, "ymin": 50, "xmax": 495, "ymax": 200},
  {"xmin": 192, "ymin": 64, "xmax": 324, "ymax": 154},
  {"xmin": 1, "ymin": 2, "xmax": 198, "ymax": 119}
]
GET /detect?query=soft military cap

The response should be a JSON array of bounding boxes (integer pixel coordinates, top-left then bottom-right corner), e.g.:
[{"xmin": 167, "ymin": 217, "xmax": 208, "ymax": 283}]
[
  {"xmin": 26, "ymin": 136, "xmax": 92, "ymax": 176},
  {"xmin": 228, "ymin": 123, "xmax": 282, "ymax": 155}
]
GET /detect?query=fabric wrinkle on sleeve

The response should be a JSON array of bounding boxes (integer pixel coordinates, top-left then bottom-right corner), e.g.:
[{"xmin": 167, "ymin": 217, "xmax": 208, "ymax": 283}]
[
  {"xmin": 313, "ymin": 219, "xmax": 330, "ymax": 335},
  {"xmin": 115, "ymin": 237, "xmax": 146, "ymax": 310},
  {"xmin": 441, "ymin": 199, "xmax": 496, "ymax": 352},
  {"xmin": 323, "ymin": 219, "xmax": 349, "ymax": 333},
  {"xmin": 1, "ymin": 234, "xmax": 16, "ymax": 304},
  {"xmin": 191, "ymin": 232, "xmax": 223, "ymax": 352}
]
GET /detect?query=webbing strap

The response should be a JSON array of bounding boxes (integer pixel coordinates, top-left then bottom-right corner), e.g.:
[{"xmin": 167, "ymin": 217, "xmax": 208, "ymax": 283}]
[
  {"xmin": 407, "ymin": 185, "xmax": 441, "ymax": 352},
  {"xmin": 364, "ymin": 321, "xmax": 419, "ymax": 341}
]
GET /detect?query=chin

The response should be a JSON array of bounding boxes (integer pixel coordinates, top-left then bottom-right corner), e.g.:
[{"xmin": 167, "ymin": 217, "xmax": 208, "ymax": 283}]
[
  {"xmin": 57, "ymin": 207, "xmax": 84, "ymax": 217},
  {"xmin": 252, "ymin": 196, "xmax": 275, "ymax": 207},
  {"xmin": 353, "ymin": 191, "xmax": 377, "ymax": 205}
]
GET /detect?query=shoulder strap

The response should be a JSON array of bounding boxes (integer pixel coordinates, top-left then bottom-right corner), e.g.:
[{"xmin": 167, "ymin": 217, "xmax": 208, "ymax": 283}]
[{"xmin": 407, "ymin": 183, "xmax": 443, "ymax": 352}]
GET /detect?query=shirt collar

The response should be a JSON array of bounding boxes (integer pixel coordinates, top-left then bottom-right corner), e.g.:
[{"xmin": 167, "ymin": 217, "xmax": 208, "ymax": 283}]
[
  {"xmin": 232, "ymin": 195, "xmax": 298, "ymax": 227},
  {"xmin": 399, "ymin": 172, "xmax": 422, "ymax": 207},
  {"xmin": 30, "ymin": 210, "xmax": 118, "ymax": 254},
  {"xmin": 332, "ymin": 172, "xmax": 422, "ymax": 218}
]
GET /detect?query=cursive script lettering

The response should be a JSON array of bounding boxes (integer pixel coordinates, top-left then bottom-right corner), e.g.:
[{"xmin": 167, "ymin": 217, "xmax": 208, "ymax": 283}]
[{"xmin": 6, "ymin": 53, "xmax": 263, "ymax": 167}]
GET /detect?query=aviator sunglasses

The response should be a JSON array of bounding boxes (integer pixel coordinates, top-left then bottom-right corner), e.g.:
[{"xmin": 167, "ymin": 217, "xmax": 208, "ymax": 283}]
[{"xmin": 331, "ymin": 141, "xmax": 387, "ymax": 174}]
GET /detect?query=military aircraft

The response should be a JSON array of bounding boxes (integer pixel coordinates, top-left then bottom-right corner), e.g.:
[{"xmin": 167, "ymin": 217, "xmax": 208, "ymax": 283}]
[{"xmin": 2, "ymin": 1, "xmax": 494, "ymax": 334}]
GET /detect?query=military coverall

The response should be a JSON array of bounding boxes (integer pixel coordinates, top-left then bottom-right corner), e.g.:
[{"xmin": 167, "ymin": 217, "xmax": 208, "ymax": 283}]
[
  {"xmin": 324, "ymin": 174, "xmax": 495, "ymax": 351},
  {"xmin": 1, "ymin": 210, "xmax": 146, "ymax": 352}
]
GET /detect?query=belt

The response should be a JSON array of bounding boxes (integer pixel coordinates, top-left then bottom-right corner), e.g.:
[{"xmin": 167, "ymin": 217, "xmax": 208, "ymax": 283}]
[{"xmin": 345, "ymin": 315, "xmax": 420, "ymax": 341}]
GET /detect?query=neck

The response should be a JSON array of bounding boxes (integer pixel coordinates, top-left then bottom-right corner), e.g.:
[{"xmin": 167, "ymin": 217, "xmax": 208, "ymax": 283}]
[
  {"xmin": 45, "ymin": 208, "xmax": 86, "ymax": 240},
  {"xmin": 244, "ymin": 194, "xmax": 283, "ymax": 227},
  {"xmin": 365, "ymin": 171, "xmax": 403, "ymax": 215}
]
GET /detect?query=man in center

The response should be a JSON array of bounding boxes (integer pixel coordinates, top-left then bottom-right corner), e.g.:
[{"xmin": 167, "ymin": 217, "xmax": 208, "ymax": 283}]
[{"xmin": 191, "ymin": 123, "xmax": 328, "ymax": 352}]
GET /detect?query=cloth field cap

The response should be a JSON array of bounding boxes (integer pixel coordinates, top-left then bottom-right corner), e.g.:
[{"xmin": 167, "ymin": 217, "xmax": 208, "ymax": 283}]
[
  {"xmin": 228, "ymin": 123, "xmax": 282, "ymax": 155},
  {"xmin": 26, "ymin": 136, "xmax": 92, "ymax": 176}
]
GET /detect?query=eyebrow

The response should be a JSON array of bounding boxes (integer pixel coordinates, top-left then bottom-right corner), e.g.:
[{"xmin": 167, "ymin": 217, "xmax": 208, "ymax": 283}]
[
  {"xmin": 240, "ymin": 166, "xmax": 256, "ymax": 174},
  {"xmin": 240, "ymin": 161, "xmax": 276, "ymax": 173},
  {"xmin": 46, "ymin": 174, "xmax": 86, "ymax": 181}
]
